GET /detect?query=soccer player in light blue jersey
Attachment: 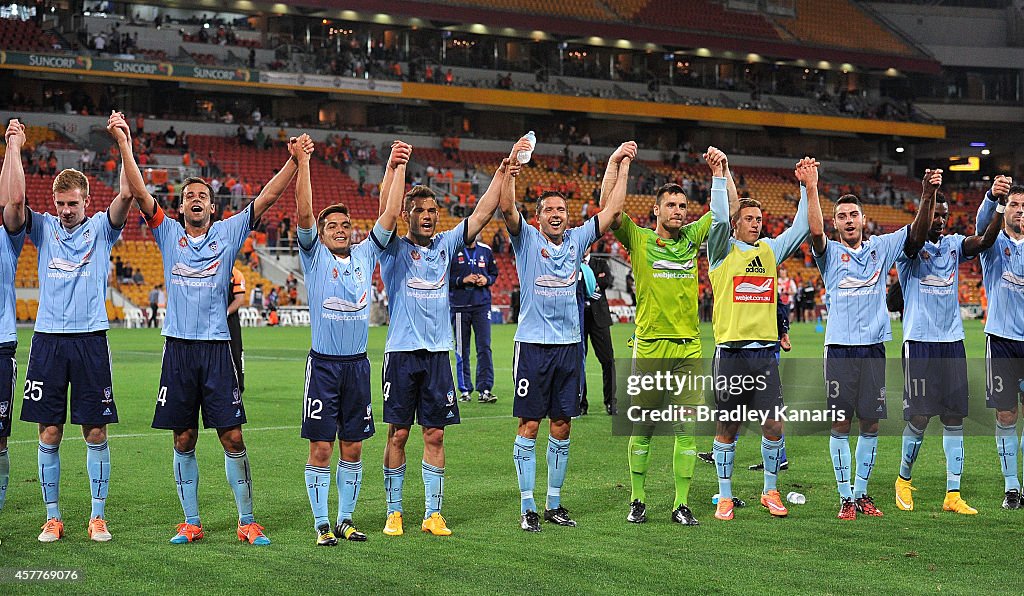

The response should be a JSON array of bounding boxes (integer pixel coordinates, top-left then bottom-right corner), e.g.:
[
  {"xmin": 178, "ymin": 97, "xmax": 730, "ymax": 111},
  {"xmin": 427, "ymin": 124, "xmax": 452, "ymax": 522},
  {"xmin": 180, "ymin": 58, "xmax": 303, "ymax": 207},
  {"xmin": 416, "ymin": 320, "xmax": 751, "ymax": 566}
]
[
  {"xmin": 501, "ymin": 140, "xmax": 633, "ymax": 531},
  {"xmin": 297, "ymin": 139, "xmax": 410, "ymax": 545},
  {"xmin": 0, "ymin": 120, "xmax": 30, "ymax": 546},
  {"xmin": 894, "ymin": 170, "xmax": 1002, "ymax": 515},
  {"xmin": 974, "ymin": 175, "xmax": 1024, "ymax": 510},
  {"xmin": 810, "ymin": 164, "xmax": 934, "ymax": 520},
  {"xmin": 6, "ymin": 113, "xmax": 133, "ymax": 543},
  {"xmin": 121, "ymin": 114, "xmax": 314, "ymax": 545},
  {"xmin": 378, "ymin": 137, "xmax": 531, "ymax": 538}
]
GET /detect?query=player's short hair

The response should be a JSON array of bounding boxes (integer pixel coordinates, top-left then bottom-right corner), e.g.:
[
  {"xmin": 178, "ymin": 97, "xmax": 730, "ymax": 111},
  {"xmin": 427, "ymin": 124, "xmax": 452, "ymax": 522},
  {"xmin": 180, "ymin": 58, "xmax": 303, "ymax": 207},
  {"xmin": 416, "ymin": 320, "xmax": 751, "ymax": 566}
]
[
  {"xmin": 317, "ymin": 203, "xmax": 350, "ymax": 234},
  {"xmin": 834, "ymin": 194, "xmax": 862, "ymax": 215},
  {"xmin": 52, "ymin": 168, "xmax": 89, "ymax": 197},
  {"xmin": 404, "ymin": 185, "xmax": 437, "ymax": 211},
  {"xmin": 1007, "ymin": 185, "xmax": 1024, "ymax": 200},
  {"xmin": 180, "ymin": 176, "xmax": 213, "ymax": 200},
  {"xmin": 655, "ymin": 183, "xmax": 685, "ymax": 205},
  {"xmin": 537, "ymin": 191, "xmax": 567, "ymax": 214},
  {"xmin": 731, "ymin": 198, "xmax": 761, "ymax": 224}
]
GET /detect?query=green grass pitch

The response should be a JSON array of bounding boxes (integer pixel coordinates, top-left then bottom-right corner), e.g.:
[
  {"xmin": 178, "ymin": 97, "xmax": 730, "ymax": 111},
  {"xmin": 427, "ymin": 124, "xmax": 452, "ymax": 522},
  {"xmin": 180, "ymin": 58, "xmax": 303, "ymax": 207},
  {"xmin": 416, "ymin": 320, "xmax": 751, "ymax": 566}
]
[{"xmin": 0, "ymin": 320, "xmax": 1020, "ymax": 594}]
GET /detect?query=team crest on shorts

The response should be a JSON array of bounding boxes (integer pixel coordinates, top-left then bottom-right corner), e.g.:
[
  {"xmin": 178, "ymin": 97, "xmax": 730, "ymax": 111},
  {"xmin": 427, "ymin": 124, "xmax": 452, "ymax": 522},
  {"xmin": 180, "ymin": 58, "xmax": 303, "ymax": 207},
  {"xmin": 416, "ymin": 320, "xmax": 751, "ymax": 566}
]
[
  {"xmin": 209, "ymin": 241, "xmax": 218, "ymax": 252},
  {"xmin": 446, "ymin": 390, "xmax": 455, "ymax": 406},
  {"xmin": 0, "ymin": 401, "xmax": 7, "ymax": 416},
  {"xmin": 179, "ymin": 237, "xmax": 188, "ymax": 248},
  {"xmin": 364, "ymin": 405, "xmax": 372, "ymax": 421},
  {"xmin": 102, "ymin": 387, "xmax": 113, "ymax": 404},
  {"xmin": 232, "ymin": 388, "xmax": 241, "ymax": 405}
]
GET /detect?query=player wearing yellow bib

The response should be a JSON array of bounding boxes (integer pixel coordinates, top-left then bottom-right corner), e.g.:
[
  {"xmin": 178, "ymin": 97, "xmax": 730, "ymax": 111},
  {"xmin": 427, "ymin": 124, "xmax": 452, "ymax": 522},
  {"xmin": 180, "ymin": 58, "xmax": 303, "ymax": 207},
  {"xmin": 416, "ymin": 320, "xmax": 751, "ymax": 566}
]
[
  {"xmin": 708, "ymin": 151, "xmax": 821, "ymax": 521},
  {"xmin": 610, "ymin": 155, "xmax": 738, "ymax": 526}
]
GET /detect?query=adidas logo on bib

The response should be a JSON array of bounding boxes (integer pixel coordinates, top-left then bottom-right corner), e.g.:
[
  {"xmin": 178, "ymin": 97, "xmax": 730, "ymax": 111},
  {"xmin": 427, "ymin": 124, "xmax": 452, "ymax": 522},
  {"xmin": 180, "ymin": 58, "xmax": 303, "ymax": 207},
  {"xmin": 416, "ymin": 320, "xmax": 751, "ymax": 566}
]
[{"xmin": 745, "ymin": 256, "xmax": 766, "ymax": 274}]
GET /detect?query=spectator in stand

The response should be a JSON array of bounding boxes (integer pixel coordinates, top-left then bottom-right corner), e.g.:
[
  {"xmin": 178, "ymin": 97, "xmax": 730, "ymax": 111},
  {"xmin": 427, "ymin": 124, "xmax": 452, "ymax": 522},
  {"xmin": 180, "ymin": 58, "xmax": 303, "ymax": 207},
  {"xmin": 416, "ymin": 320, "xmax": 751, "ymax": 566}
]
[{"xmin": 164, "ymin": 126, "xmax": 177, "ymax": 148}]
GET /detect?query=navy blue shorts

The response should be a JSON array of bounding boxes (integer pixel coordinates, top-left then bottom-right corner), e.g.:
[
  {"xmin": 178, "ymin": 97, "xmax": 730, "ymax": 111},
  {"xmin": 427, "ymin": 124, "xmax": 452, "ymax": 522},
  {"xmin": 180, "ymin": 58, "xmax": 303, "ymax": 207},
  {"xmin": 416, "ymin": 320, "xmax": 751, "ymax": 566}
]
[
  {"xmin": 512, "ymin": 342, "xmax": 582, "ymax": 420},
  {"xmin": 712, "ymin": 346, "xmax": 783, "ymax": 414},
  {"xmin": 0, "ymin": 343, "xmax": 16, "ymax": 438},
  {"xmin": 902, "ymin": 340, "xmax": 968, "ymax": 420},
  {"xmin": 301, "ymin": 351, "xmax": 374, "ymax": 442},
  {"xmin": 986, "ymin": 335, "xmax": 1024, "ymax": 411},
  {"xmin": 382, "ymin": 350, "xmax": 459, "ymax": 427},
  {"xmin": 151, "ymin": 338, "xmax": 244, "ymax": 430},
  {"xmin": 824, "ymin": 343, "xmax": 887, "ymax": 421},
  {"xmin": 21, "ymin": 332, "xmax": 117, "ymax": 426}
]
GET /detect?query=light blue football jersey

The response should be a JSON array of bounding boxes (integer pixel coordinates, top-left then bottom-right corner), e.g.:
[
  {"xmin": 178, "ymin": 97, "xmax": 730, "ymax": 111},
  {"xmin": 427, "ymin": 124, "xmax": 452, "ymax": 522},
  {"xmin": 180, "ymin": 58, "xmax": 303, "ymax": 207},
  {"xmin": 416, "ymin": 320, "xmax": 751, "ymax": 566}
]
[
  {"xmin": 380, "ymin": 220, "xmax": 466, "ymax": 352},
  {"xmin": 150, "ymin": 205, "xmax": 254, "ymax": 340},
  {"xmin": 978, "ymin": 196, "xmax": 1024, "ymax": 341},
  {"xmin": 300, "ymin": 224, "xmax": 392, "ymax": 356},
  {"xmin": 0, "ymin": 225, "xmax": 25, "ymax": 342},
  {"xmin": 511, "ymin": 218, "xmax": 598, "ymax": 344},
  {"xmin": 814, "ymin": 226, "xmax": 909, "ymax": 346},
  {"xmin": 896, "ymin": 234, "xmax": 970, "ymax": 342},
  {"xmin": 29, "ymin": 210, "xmax": 122, "ymax": 333}
]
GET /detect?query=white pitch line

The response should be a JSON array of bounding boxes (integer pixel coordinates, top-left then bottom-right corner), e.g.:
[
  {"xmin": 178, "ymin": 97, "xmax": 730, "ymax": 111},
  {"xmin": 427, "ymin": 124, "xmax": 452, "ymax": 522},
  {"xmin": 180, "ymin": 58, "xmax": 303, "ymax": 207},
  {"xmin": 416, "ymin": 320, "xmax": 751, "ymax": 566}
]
[{"xmin": 4, "ymin": 414, "xmax": 517, "ymax": 445}]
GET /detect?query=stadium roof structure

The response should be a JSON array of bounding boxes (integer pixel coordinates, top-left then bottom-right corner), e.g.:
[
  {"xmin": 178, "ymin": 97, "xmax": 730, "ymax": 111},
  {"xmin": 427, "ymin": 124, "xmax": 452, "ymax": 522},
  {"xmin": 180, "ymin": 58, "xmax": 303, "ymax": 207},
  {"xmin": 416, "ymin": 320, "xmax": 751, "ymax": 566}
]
[{"xmin": 288, "ymin": 0, "xmax": 941, "ymax": 74}]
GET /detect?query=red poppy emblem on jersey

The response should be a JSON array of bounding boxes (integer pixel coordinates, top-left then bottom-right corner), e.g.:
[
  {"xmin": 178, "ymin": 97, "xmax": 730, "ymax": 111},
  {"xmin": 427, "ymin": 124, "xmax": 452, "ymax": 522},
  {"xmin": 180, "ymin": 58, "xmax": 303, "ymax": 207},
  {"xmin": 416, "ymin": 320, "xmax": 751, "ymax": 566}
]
[
  {"xmin": 541, "ymin": 248, "xmax": 551, "ymax": 258},
  {"xmin": 332, "ymin": 268, "xmax": 339, "ymax": 279},
  {"xmin": 656, "ymin": 238, "xmax": 666, "ymax": 247},
  {"xmin": 841, "ymin": 253, "xmax": 850, "ymax": 262},
  {"xmin": 920, "ymin": 251, "xmax": 930, "ymax": 260},
  {"xmin": 1006, "ymin": 247, "xmax": 1012, "ymax": 257},
  {"xmin": 411, "ymin": 250, "xmax": 421, "ymax": 261},
  {"xmin": 178, "ymin": 237, "xmax": 187, "ymax": 247}
]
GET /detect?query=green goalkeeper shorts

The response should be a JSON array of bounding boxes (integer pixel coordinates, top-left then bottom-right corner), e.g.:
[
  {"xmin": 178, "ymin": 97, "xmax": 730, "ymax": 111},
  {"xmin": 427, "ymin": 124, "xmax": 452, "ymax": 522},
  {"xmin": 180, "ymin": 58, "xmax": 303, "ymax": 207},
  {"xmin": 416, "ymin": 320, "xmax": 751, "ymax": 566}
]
[{"xmin": 629, "ymin": 336, "xmax": 705, "ymax": 408}]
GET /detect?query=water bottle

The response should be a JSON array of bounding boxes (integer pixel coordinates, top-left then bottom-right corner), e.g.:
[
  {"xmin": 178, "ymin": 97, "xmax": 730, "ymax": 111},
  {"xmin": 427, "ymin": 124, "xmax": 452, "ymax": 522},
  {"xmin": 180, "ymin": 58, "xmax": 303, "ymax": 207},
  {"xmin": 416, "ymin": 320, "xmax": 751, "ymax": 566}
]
[
  {"xmin": 516, "ymin": 131, "xmax": 536, "ymax": 164},
  {"xmin": 786, "ymin": 491, "xmax": 806, "ymax": 505}
]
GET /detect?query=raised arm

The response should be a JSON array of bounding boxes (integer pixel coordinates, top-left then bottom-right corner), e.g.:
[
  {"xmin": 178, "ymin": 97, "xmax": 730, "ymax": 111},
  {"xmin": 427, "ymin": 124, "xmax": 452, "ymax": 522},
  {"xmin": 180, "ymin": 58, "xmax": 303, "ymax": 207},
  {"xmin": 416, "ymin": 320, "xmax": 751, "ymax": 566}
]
[
  {"xmin": 295, "ymin": 137, "xmax": 314, "ymax": 234},
  {"xmin": 251, "ymin": 135, "xmax": 313, "ymax": 221},
  {"xmin": 978, "ymin": 175, "xmax": 1011, "ymax": 232},
  {"xmin": 379, "ymin": 141, "xmax": 410, "ymax": 217},
  {"xmin": 598, "ymin": 141, "xmax": 636, "ymax": 231},
  {"xmin": 597, "ymin": 142, "xmax": 636, "ymax": 235},
  {"xmin": 904, "ymin": 169, "xmax": 942, "ymax": 258},
  {"xmin": 963, "ymin": 194, "xmax": 1004, "ymax": 257},
  {"xmin": 704, "ymin": 147, "xmax": 730, "ymax": 268},
  {"xmin": 377, "ymin": 160, "xmax": 406, "ymax": 233},
  {"xmin": 106, "ymin": 112, "xmax": 135, "ymax": 228},
  {"xmin": 2, "ymin": 119, "xmax": 27, "ymax": 231},
  {"xmin": 498, "ymin": 157, "xmax": 520, "ymax": 236},
  {"xmin": 469, "ymin": 137, "xmax": 529, "ymax": 242},
  {"xmin": 112, "ymin": 112, "xmax": 159, "ymax": 218},
  {"xmin": 723, "ymin": 155, "xmax": 739, "ymax": 217},
  {"xmin": 767, "ymin": 183, "xmax": 810, "ymax": 264},
  {"xmin": 796, "ymin": 157, "xmax": 826, "ymax": 256}
]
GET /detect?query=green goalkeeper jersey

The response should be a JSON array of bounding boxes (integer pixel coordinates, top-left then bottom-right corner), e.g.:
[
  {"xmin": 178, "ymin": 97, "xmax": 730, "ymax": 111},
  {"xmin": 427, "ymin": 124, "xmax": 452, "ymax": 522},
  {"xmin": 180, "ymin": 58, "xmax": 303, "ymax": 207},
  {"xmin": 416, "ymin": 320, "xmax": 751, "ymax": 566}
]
[{"xmin": 614, "ymin": 212, "xmax": 712, "ymax": 340}]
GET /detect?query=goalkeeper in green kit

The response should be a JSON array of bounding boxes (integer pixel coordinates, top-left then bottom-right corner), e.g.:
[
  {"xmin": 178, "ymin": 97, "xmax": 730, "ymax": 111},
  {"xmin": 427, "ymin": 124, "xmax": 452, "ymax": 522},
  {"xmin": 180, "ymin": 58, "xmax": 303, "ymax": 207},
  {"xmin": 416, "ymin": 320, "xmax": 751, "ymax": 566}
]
[{"xmin": 605, "ymin": 156, "xmax": 737, "ymax": 525}]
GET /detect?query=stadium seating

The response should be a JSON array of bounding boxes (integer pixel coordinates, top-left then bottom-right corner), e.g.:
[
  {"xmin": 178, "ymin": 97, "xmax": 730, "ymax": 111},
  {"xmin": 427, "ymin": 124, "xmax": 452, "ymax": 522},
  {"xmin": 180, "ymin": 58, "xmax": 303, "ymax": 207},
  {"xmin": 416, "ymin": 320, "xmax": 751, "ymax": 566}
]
[
  {"xmin": 631, "ymin": 0, "xmax": 782, "ymax": 40},
  {"xmin": 184, "ymin": 135, "xmax": 374, "ymax": 221},
  {"xmin": 0, "ymin": 17, "xmax": 60, "ymax": 52},
  {"xmin": 773, "ymin": 0, "xmax": 915, "ymax": 55}
]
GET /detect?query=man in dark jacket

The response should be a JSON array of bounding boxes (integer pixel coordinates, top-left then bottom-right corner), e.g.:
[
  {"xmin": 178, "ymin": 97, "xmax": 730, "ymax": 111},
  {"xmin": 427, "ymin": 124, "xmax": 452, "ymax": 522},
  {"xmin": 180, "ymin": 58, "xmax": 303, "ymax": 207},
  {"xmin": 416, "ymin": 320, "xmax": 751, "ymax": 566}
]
[
  {"xmin": 580, "ymin": 254, "xmax": 617, "ymax": 415},
  {"xmin": 449, "ymin": 235, "xmax": 499, "ymax": 403}
]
